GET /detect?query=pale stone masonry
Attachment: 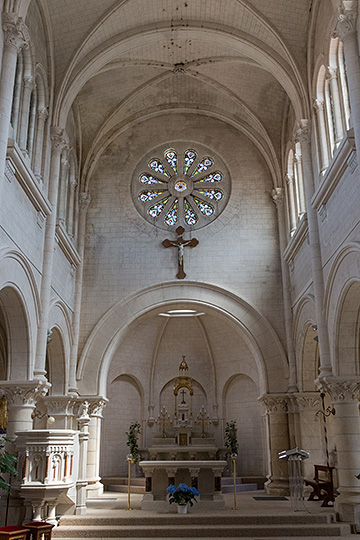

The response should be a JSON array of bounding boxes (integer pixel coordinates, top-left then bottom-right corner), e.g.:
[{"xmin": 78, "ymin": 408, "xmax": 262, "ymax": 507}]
[{"xmin": 0, "ymin": 0, "xmax": 359, "ymax": 533}]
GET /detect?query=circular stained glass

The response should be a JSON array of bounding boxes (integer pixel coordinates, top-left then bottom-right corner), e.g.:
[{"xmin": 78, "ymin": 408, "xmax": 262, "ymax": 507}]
[{"xmin": 131, "ymin": 142, "xmax": 230, "ymax": 231}]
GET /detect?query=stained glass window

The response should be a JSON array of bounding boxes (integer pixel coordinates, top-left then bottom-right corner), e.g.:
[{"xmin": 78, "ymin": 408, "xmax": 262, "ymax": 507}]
[{"xmin": 133, "ymin": 144, "xmax": 229, "ymax": 231}]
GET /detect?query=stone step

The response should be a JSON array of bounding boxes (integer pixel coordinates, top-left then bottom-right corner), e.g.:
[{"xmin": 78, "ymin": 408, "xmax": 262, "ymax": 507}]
[
  {"xmin": 58, "ymin": 514, "xmax": 333, "ymax": 526},
  {"xmin": 107, "ymin": 485, "xmax": 145, "ymax": 494},
  {"xmin": 53, "ymin": 522, "xmax": 352, "ymax": 538},
  {"xmin": 221, "ymin": 483, "xmax": 258, "ymax": 493}
]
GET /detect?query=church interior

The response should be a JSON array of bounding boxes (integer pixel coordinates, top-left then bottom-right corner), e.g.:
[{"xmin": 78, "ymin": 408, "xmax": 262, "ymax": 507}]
[{"xmin": 0, "ymin": 0, "xmax": 360, "ymax": 536}]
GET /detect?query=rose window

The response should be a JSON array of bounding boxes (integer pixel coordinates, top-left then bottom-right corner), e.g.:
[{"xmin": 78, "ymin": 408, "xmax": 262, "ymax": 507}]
[{"xmin": 132, "ymin": 143, "xmax": 230, "ymax": 231}]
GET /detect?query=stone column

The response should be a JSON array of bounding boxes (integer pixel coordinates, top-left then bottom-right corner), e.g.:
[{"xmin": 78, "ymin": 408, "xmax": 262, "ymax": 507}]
[
  {"xmin": 2, "ymin": 380, "xmax": 50, "ymax": 439},
  {"xmin": 67, "ymin": 176, "xmax": 77, "ymax": 236},
  {"xmin": 75, "ymin": 400, "xmax": 90, "ymax": 515},
  {"xmin": 57, "ymin": 155, "xmax": 69, "ymax": 227},
  {"xmin": 321, "ymin": 377, "xmax": 360, "ymax": 529},
  {"xmin": 68, "ymin": 193, "xmax": 91, "ymax": 393},
  {"xmin": 34, "ymin": 127, "xmax": 68, "ymax": 379},
  {"xmin": 294, "ymin": 151, "xmax": 306, "ymax": 217},
  {"xmin": 285, "ymin": 173, "xmax": 297, "ymax": 234},
  {"xmin": 333, "ymin": 3, "xmax": 360, "ymax": 151},
  {"xmin": 0, "ymin": 14, "xmax": 29, "ymax": 193},
  {"xmin": 33, "ymin": 107, "xmax": 48, "ymax": 181},
  {"xmin": 260, "ymin": 394, "xmax": 290, "ymax": 495},
  {"xmin": 189, "ymin": 467, "xmax": 200, "ymax": 494},
  {"xmin": 271, "ymin": 188, "xmax": 297, "ymax": 392},
  {"xmin": 288, "ymin": 392, "xmax": 323, "ymax": 479},
  {"xmin": 86, "ymin": 398, "xmax": 107, "ymax": 497},
  {"xmin": 18, "ymin": 75, "xmax": 34, "ymax": 152},
  {"xmin": 313, "ymin": 100, "xmax": 330, "ymax": 173},
  {"xmin": 327, "ymin": 66, "xmax": 345, "ymax": 144},
  {"xmin": 296, "ymin": 121, "xmax": 332, "ymax": 377}
]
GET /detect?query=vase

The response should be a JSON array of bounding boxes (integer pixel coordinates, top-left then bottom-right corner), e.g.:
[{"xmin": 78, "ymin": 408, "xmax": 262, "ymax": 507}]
[{"xmin": 177, "ymin": 503, "xmax": 188, "ymax": 514}]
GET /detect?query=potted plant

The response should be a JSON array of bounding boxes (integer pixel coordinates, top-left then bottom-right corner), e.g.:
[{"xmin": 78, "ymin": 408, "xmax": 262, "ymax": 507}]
[
  {"xmin": 224, "ymin": 420, "xmax": 239, "ymax": 457},
  {"xmin": 166, "ymin": 483, "xmax": 199, "ymax": 513},
  {"xmin": 125, "ymin": 421, "xmax": 142, "ymax": 463},
  {"xmin": 0, "ymin": 436, "xmax": 18, "ymax": 525}
]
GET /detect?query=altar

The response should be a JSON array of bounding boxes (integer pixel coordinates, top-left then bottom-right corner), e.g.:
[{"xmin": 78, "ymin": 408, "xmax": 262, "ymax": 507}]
[
  {"xmin": 139, "ymin": 460, "xmax": 228, "ymax": 510},
  {"xmin": 139, "ymin": 357, "xmax": 228, "ymax": 510}
]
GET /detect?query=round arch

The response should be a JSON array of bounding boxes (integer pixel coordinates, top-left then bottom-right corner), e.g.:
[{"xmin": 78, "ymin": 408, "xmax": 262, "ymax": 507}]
[{"xmin": 77, "ymin": 282, "xmax": 288, "ymax": 397}]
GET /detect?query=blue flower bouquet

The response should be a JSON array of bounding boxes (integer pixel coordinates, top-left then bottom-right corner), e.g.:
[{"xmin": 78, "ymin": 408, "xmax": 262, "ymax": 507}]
[{"xmin": 166, "ymin": 483, "xmax": 199, "ymax": 506}]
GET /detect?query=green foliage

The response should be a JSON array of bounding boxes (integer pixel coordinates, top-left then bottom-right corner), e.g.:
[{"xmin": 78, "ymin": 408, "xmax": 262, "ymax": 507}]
[
  {"xmin": 0, "ymin": 437, "xmax": 18, "ymax": 493},
  {"xmin": 224, "ymin": 420, "xmax": 239, "ymax": 456},
  {"xmin": 126, "ymin": 421, "xmax": 142, "ymax": 462}
]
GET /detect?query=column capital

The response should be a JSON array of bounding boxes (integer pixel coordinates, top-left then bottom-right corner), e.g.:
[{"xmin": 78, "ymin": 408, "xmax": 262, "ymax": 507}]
[
  {"xmin": 259, "ymin": 393, "xmax": 289, "ymax": 413},
  {"xmin": 285, "ymin": 172, "xmax": 294, "ymax": 185},
  {"xmin": 271, "ymin": 187, "xmax": 284, "ymax": 208},
  {"xmin": 50, "ymin": 126, "xmax": 68, "ymax": 152},
  {"xmin": 295, "ymin": 119, "xmax": 311, "ymax": 144},
  {"xmin": 288, "ymin": 391, "xmax": 322, "ymax": 413},
  {"xmin": 313, "ymin": 99, "xmax": 325, "ymax": 112},
  {"xmin": 326, "ymin": 66, "xmax": 338, "ymax": 81},
  {"xmin": 1, "ymin": 379, "xmax": 50, "ymax": 406},
  {"xmin": 42, "ymin": 395, "xmax": 75, "ymax": 416},
  {"xmin": 23, "ymin": 75, "xmax": 35, "ymax": 90},
  {"xmin": 37, "ymin": 107, "xmax": 49, "ymax": 121},
  {"xmin": 2, "ymin": 13, "xmax": 30, "ymax": 51},
  {"xmin": 79, "ymin": 192, "xmax": 91, "ymax": 213},
  {"xmin": 88, "ymin": 397, "xmax": 108, "ymax": 418},
  {"xmin": 333, "ymin": 4, "xmax": 358, "ymax": 41},
  {"xmin": 318, "ymin": 376, "xmax": 360, "ymax": 402}
]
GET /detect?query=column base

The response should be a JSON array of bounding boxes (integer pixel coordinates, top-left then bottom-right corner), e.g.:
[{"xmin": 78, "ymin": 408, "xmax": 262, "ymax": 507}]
[
  {"xmin": 265, "ymin": 477, "xmax": 289, "ymax": 496},
  {"xmin": 335, "ymin": 489, "xmax": 360, "ymax": 531}
]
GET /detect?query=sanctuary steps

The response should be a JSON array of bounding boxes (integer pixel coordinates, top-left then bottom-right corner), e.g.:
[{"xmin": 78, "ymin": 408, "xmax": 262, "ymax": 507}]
[{"xmin": 53, "ymin": 513, "xmax": 353, "ymax": 538}]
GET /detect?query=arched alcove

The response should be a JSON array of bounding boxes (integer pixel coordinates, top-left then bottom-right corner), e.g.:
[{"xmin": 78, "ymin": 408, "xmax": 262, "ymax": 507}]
[{"xmin": 0, "ymin": 286, "xmax": 30, "ymax": 381}]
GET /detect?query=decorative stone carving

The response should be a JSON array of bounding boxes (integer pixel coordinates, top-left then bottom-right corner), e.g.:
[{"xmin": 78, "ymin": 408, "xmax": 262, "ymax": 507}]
[
  {"xmin": 333, "ymin": 6, "xmax": 357, "ymax": 40},
  {"xmin": 295, "ymin": 120, "xmax": 311, "ymax": 144},
  {"xmin": 89, "ymin": 397, "xmax": 107, "ymax": 418},
  {"xmin": 50, "ymin": 126, "xmax": 68, "ymax": 152},
  {"xmin": 2, "ymin": 380, "xmax": 50, "ymax": 406},
  {"xmin": 2, "ymin": 13, "xmax": 30, "ymax": 51},
  {"xmin": 320, "ymin": 377, "xmax": 360, "ymax": 402},
  {"xmin": 260, "ymin": 394, "xmax": 289, "ymax": 413},
  {"xmin": 288, "ymin": 392, "xmax": 322, "ymax": 413},
  {"xmin": 271, "ymin": 187, "xmax": 284, "ymax": 208},
  {"xmin": 79, "ymin": 193, "xmax": 91, "ymax": 213}
]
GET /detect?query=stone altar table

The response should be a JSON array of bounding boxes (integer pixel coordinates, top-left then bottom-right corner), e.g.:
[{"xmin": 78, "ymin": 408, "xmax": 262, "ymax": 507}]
[{"xmin": 139, "ymin": 460, "xmax": 227, "ymax": 511}]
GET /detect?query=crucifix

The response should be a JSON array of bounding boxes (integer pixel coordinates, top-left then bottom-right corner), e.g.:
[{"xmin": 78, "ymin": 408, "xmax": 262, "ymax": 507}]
[
  {"xmin": 195, "ymin": 405, "xmax": 211, "ymax": 438},
  {"xmin": 162, "ymin": 226, "xmax": 199, "ymax": 279}
]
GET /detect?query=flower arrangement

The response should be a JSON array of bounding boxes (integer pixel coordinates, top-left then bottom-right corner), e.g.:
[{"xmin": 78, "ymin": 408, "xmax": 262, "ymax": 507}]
[
  {"xmin": 125, "ymin": 421, "xmax": 142, "ymax": 463},
  {"xmin": 224, "ymin": 420, "xmax": 239, "ymax": 457},
  {"xmin": 166, "ymin": 483, "xmax": 199, "ymax": 506}
]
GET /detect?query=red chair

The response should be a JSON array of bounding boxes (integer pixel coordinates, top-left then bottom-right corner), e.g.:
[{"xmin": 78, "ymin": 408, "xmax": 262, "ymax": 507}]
[{"xmin": 0, "ymin": 526, "xmax": 30, "ymax": 540}]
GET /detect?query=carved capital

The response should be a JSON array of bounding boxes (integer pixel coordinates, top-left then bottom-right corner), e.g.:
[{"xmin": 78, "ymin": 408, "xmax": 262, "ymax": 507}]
[
  {"xmin": 88, "ymin": 397, "xmax": 107, "ymax": 418},
  {"xmin": 50, "ymin": 126, "xmax": 68, "ymax": 152},
  {"xmin": 80, "ymin": 193, "xmax": 91, "ymax": 213},
  {"xmin": 271, "ymin": 187, "xmax": 284, "ymax": 208},
  {"xmin": 2, "ymin": 13, "xmax": 30, "ymax": 51},
  {"xmin": 37, "ymin": 107, "xmax": 48, "ymax": 121},
  {"xmin": 326, "ymin": 66, "xmax": 338, "ymax": 81},
  {"xmin": 333, "ymin": 5, "xmax": 358, "ymax": 40},
  {"xmin": 285, "ymin": 173, "xmax": 294, "ymax": 185},
  {"xmin": 313, "ymin": 99, "xmax": 325, "ymax": 113},
  {"xmin": 319, "ymin": 377, "xmax": 360, "ymax": 402},
  {"xmin": 295, "ymin": 120, "xmax": 311, "ymax": 144},
  {"xmin": 259, "ymin": 394, "xmax": 288, "ymax": 413},
  {"xmin": 2, "ymin": 380, "xmax": 50, "ymax": 407},
  {"xmin": 43, "ymin": 395, "xmax": 75, "ymax": 416},
  {"xmin": 288, "ymin": 392, "xmax": 322, "ymax": 413},
  {"xmin": 23, "ymin": 75, "xmax": 35, "ymax": 90}
]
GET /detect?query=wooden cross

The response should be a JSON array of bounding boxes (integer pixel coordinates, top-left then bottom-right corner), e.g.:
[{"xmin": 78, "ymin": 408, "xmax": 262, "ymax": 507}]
[
  {"xmin": 156, "ymin": 405, "xmax": 172, "ymax": 438},
  {"xmin": 195, "ymin": 405, "xmax": 211, "ymax": 438},
  {"xmin": 180, "ymin": 389, "xmax": 187, "ymax": 404},
  {"xmin": 162, "ymin": 226, "xmax": 199, "ymax": 279}
]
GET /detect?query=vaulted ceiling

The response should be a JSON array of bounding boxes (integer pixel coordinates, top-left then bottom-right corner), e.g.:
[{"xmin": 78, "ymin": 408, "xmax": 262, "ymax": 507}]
[{"xmin": 42, "ymin": 0, "xmax": 315, "ymax": 185}]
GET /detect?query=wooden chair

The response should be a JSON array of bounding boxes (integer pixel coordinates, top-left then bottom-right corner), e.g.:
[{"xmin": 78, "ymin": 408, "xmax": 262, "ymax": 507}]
[{"xmin": 304, "ymin": 464, "xmax": 335, "ymax": 507}]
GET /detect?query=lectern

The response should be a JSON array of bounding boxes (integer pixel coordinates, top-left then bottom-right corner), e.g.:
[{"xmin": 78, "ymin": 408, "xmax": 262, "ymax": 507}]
[{"xmin": 279, "ymin": 447, "xmax": 309, "ymax": 511}]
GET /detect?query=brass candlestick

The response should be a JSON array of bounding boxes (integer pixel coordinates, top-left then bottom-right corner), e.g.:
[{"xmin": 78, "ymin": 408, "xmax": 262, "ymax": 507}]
[
  {"xmin": 126, "ymin": 454, "xmax": 134, "ymax": 510},
  {"xmin": 232, "ymin": 453, "xmax": 238, "ymax": 510}
]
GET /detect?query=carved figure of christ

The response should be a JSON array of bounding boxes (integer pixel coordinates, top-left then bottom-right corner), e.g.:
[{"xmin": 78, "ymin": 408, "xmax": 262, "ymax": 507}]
[{"xmin": 162, "ymin": 226, "xmax": 199, "ymax": 279}]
